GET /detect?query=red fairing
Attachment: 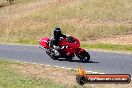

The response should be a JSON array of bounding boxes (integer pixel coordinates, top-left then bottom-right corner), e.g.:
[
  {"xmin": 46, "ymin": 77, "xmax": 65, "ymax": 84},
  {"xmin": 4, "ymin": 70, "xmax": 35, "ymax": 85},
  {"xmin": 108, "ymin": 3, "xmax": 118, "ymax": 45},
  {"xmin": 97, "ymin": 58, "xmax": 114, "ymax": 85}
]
[
  {"xmin": 39, "ymin": 37, "xmax": 50, "ymax": 48},
  {"xmin": 39, "ymin": 36, "xmax": 82, "ymax": 53},
  {"xmin": 59, "ymin": 36, "xmax": 80, "ymax": 54}
]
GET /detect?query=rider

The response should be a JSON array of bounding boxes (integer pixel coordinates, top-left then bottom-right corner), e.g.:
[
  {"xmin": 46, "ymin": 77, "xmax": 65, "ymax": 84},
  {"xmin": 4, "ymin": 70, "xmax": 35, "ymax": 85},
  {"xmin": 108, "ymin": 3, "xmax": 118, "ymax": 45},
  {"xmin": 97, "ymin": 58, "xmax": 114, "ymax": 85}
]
[{"xmin": 49, "ymin": 27, "xmax": 67, "ymax": 50}]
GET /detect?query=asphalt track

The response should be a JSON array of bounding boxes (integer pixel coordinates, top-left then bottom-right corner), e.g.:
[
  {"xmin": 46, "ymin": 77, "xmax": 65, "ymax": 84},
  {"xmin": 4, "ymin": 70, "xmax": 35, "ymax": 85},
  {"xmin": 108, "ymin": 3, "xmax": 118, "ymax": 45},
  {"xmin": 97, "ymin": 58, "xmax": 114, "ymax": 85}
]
[{"xmin": 0, "ymin": 44, "xmax": 132, "ymax": 74}]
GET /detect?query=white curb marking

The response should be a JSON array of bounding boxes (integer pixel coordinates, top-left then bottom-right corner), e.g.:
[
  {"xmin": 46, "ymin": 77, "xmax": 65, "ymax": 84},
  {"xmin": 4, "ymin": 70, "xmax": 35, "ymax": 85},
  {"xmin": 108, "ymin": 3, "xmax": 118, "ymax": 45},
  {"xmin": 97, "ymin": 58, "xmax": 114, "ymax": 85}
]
[
  {"xmin": 46, "ymin": 65, "xmax": 51, "ymax": 67},
  {"xmin": 100, "ymin": 73, "xmax": 106, "ymax": 74},
  {"xmin": 92, "ymin": 72, "xmax": 98, "ymax": 74},
  {"xmin": 54, "ymin": 66, "xmax": 59, "ymax": 68},
  {"xmin": 61, "ymin": 67, "xmax": 65, "ymax": 69},
  {"xmin": 32, "ymin": 63, "xmax": 37, "ymax": 65},
  {"xmin": 16, "ymin": 60, "xmax": 20, "ymax": 63},
  {"xmin": 86, "ymin": 71, "xmax": 92, "ymax": 73},
  {"xmin": 74, "ymin": 69, "xmax": 78, "ymax": 71},
  {"xmin": 40, "ymin": 64, "xmax": 44, "ymax": 66},
  {"xmin": 66, "ymin": 68, "xmax": 72, "ymax": 70},
  {"xmin": 23, "ymin": 62, "xmax": 29, "ymax": 64}
]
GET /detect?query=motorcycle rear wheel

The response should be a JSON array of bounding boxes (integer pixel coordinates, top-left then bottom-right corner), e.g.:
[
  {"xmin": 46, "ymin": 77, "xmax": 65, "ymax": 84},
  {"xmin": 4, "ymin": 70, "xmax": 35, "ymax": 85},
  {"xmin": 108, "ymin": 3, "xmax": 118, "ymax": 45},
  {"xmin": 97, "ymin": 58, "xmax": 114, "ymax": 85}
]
[{"xmin": 77, "ymin": 51, "xmax": 90, "ymax": 62}]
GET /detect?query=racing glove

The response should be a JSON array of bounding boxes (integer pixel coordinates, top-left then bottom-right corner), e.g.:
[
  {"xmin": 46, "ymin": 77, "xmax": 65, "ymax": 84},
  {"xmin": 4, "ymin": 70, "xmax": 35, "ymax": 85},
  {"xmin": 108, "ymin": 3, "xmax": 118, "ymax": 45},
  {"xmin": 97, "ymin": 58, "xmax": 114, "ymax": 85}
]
[{"xmin": 53, "ymin": 45, "xmax": 60, "ymax": 50}]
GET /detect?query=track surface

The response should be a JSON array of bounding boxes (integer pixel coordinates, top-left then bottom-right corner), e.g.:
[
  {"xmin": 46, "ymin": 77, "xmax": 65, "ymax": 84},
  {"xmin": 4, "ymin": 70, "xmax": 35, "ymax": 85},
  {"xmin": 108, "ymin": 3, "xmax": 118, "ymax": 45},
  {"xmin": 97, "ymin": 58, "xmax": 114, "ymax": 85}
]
[{"xmin": 0, "ymin": 44, "xmax": 132, "ymax": 74}]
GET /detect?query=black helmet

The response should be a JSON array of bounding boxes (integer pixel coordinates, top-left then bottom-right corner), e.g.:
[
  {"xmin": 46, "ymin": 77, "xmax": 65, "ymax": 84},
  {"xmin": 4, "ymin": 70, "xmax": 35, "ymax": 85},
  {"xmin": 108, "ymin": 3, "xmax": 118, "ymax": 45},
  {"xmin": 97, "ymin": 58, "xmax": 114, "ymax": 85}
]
[{"xmin": 54, "ymin": 27, "xmax": 62, "ymax": 37}]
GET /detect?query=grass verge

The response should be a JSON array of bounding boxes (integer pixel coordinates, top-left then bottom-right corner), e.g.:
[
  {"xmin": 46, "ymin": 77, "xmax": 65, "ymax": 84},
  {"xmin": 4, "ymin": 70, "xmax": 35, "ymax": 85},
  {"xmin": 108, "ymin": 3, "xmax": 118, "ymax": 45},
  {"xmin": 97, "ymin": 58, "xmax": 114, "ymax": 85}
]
[{"xmin": 0, "ymin": 59, "xmax": 85, "ymax": 88}]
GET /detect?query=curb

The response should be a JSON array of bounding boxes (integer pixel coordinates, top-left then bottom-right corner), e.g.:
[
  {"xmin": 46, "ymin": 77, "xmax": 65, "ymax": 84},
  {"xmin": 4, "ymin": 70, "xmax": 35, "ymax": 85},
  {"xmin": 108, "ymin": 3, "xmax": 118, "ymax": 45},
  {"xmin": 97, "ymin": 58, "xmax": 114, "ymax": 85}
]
[{"xmin": 16, "ymin": 60, "xmax": 106, "ymax": 74}]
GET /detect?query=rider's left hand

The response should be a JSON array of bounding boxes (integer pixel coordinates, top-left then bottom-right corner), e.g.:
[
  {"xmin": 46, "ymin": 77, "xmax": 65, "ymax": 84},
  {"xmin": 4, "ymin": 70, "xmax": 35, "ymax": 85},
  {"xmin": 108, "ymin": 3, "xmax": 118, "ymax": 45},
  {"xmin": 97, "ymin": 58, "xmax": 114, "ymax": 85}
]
[{"xmin": 53, "ymin": 45, "xmax": 60, "ymax": 50}]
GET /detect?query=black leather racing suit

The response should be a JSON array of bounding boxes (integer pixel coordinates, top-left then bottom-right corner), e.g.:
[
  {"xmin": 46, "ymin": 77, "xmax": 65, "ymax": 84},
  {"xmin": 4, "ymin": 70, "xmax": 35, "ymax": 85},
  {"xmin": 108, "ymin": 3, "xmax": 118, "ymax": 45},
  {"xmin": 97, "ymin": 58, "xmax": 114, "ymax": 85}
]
[{"xmin": 49, "ymin": 34, "xmax": 67, "ymax": 48}]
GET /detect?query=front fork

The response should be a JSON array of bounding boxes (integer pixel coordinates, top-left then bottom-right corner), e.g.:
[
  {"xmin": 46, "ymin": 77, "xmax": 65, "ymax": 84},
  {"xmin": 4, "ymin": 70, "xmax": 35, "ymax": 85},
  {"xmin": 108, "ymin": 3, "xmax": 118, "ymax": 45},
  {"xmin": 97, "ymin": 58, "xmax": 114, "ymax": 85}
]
[
  {"xmin": 75, "ymin": 48, "xmax": 85, "ymax": 56},
  {"xmin": 75, "ymin": 48, "xmax": 90, "ymax": 62}
]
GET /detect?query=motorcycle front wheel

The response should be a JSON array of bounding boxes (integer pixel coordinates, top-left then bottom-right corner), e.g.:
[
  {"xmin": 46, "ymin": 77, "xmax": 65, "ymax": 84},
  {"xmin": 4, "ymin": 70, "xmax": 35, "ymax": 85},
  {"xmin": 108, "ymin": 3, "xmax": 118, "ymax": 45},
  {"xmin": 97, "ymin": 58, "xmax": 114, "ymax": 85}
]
[{"xmin": 46, "ymin": 49, "xmax": 58, "ymax": 60}]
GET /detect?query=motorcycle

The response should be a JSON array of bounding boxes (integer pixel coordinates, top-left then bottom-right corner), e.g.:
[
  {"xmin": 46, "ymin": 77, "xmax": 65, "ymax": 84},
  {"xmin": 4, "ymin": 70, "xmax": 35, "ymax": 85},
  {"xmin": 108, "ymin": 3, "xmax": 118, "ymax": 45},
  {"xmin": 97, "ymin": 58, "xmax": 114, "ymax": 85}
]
[{"xmin": 39, "ymin": 36, "xmax": 90, "ymax": 62}]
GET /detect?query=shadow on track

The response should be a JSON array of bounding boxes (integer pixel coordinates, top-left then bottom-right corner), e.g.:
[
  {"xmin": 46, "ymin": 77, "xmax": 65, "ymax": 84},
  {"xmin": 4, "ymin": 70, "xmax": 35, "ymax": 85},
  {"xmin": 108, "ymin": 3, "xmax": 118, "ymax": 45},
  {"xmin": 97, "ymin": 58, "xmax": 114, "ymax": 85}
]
[{"xmin": 56, "ymin": 59, "xmax": 99, "ymax": 63}]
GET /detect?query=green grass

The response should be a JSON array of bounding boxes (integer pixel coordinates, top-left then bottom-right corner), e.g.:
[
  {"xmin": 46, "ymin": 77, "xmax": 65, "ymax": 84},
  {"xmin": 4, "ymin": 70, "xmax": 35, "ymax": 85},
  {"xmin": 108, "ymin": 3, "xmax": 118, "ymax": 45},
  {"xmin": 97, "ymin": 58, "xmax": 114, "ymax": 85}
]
[
  {"xmin": 0, "ymin": 59, "xmax": 88, "ymax": 88},
  {"xmin": 82, "ymin": 43, "xmax": 132, "ymax": 52}
]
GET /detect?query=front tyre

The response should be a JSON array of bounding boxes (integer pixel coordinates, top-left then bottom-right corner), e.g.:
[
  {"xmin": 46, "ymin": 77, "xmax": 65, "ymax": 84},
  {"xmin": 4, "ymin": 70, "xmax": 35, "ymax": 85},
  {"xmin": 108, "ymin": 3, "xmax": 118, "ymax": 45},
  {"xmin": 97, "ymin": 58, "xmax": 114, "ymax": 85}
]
[
  {"xmin": 84, "ymin": 51, "xmax": 90, "ymax": 62},
  {"xmin": 46, "ymin": 49, "xmax": 58, "ymax": 60}
]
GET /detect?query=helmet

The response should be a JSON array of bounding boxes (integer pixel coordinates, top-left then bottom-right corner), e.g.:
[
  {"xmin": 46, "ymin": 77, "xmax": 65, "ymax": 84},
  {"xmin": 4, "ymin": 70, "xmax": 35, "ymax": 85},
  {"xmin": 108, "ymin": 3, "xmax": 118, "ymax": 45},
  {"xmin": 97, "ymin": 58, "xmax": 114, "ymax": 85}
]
[{"xmin": 53, "ymin": 27, "xmax": 62, "ymax": 37}]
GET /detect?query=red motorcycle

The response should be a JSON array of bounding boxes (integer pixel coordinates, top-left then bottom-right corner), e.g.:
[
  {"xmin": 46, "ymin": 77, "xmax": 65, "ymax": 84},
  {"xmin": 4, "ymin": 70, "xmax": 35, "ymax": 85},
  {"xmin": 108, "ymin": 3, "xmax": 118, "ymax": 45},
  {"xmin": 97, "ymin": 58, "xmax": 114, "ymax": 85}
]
[{"xmin": 39, "ymin": 36, "xmax": 90, "ymax": 62}]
